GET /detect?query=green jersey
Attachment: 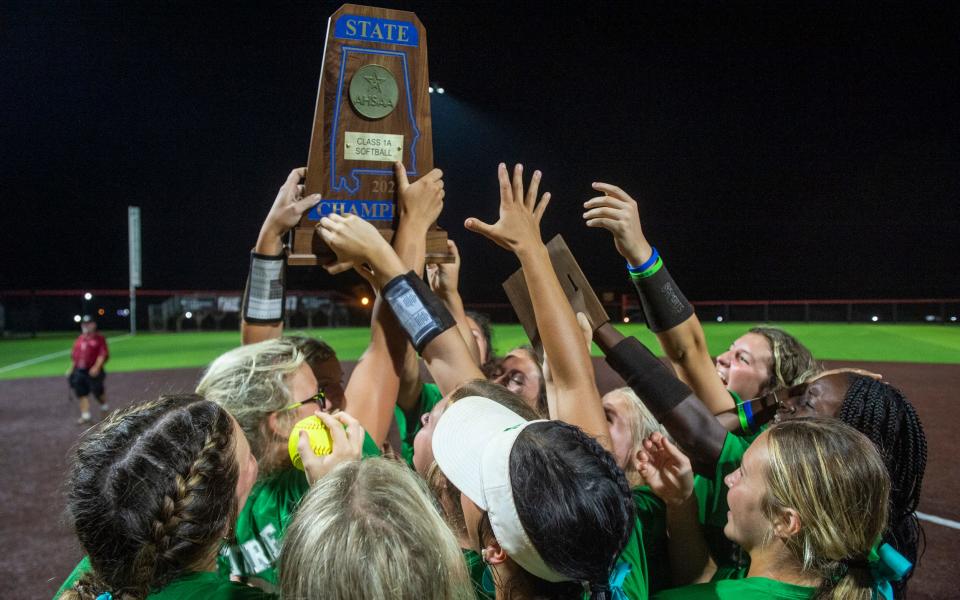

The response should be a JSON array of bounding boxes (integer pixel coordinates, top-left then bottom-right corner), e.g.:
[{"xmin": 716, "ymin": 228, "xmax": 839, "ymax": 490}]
[
  {"xmin": 633, "ymin": 486, "xmax": 669, "ymax": 595},
  {"xmin": 55, "ymin": 556, "xmax": 274, "ymax": 600},
  {"xmin": 218, "ymin": 432, "xmax": 382, "ymax": 585},
  {"xmin": 395, "ymin": 382, "xmax": 443, "ymax": 468},
  {"xmin": 653, "ymin": 577, "xmax": 814, "ymax": 599},
  {"xmin": 693, "ymin": 432, "xmax": 752, "ymax": 577},
  {"xmin": 462, "ymin": 548, "xmax": 494, "ymax": 599},
  {"xmin": 609, "ymin": 516, "xmax": 649, "ymax": 600}
]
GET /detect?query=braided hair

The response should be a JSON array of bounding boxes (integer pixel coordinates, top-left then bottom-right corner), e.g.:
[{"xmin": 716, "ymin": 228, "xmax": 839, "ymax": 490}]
[
  {"xmin": 60, "ymin": 394, "xmax": 240, "ymax": 600},
  {"xmin": 499, "ymin": 421, "xmax": 636, "ymax": 600},
  {"xmin": 838, "ymin": 376, "xmax": 927, "ymax": 599}
]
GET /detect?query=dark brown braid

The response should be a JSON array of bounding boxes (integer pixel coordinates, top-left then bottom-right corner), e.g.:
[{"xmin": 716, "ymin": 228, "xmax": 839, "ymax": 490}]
[
  {"xmin": 59, "ymin": 394, "xmax": 240, "ymax": 600},
  {"xmin": 839, "ymin": 376, "xmax": 927, "ymax": 600}
]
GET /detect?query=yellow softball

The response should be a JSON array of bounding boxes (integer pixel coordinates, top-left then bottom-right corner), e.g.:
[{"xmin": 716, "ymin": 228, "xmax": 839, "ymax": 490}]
[{"xmin": 288, "ymin": 415, "xmax": 334, "ymax": 470}]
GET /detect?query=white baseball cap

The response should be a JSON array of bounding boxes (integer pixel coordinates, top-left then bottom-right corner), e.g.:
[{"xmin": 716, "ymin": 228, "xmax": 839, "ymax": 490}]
[{"xmin": 432, "ymin": 395, "xmax": 569, "ymax": 582}]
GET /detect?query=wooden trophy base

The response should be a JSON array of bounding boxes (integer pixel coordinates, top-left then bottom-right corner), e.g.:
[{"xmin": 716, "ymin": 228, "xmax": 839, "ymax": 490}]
[{"xmin": 288, "ymin": 226, "xmax": 453, "ymax": 267}]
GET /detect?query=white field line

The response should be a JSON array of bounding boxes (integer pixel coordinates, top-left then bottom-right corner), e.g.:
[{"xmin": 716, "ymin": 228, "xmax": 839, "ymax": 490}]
[
  {"xmin": 0, "ymin": 335, "xmax": 133, "ymax": 374},
  {"xmin": 917, "ymin": 511, "xmax": 960, "ymax": 531}
]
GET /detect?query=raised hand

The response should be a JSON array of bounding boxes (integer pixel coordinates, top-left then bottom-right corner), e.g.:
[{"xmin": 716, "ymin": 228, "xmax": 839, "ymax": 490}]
[
  {"xmin": 396, "ymin": 162, "xmax": 445, "ymax": 231},
  {"xmin": 298, "ymin": 410, "xmax": 366, "ymax": 485},
  {"xmin": 465, "ymin": 163, "xmax": 551, "ymax": 254},
  {"xmin": 582, "ymin": 183, "xmax": 652, "ymax": 267},
  {"xmin": 316, "ymin": 213, "xmax": 390, "ymax": 274},
  {"xmin": 257, "ymin": 167, "xmax": 322, "ymax": 255},
  {"xmin": 637, "ymin": 431, "xmax": 694, "ymax": 506},
  {"xmin": 426, "ymin": 239, "xmax": 461, "ymax": 298}
]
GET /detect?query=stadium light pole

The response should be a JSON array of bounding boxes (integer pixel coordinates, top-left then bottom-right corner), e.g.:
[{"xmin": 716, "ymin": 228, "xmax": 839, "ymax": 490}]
[{"xmin": 129, "ymin": 207, "xmax": 142, "ymax": 335}]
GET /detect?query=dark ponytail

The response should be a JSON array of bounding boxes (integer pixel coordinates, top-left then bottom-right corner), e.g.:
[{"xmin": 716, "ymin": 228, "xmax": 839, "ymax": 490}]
[{"xmin": 838, "ymin": 376, "xmax": 926, "ymax": 599}]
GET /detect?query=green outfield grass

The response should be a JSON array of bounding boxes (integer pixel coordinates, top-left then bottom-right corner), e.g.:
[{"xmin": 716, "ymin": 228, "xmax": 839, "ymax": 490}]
[{"xmin": 1, "ymin": 323, "xmax": 957, "ymax": 380}]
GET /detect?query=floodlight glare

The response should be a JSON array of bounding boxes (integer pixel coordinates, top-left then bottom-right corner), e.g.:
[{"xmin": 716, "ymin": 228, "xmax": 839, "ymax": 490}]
[
  {"xmin": 185, "ymin": 312, "xmax": 193, "ymax": 319},
  {"xmin": 361, "ymin": 296, "xmax": 370, "ymax": 306},
  {"xmin": 84, "ymin": 292, "xmax": 93, "ymax": 301},
  {"xmin": 428, "ymin": 86, "xmax": 434, "ymax": 93},
  {"xmin": 73, "ymin": 315, "xmax": 82, "ymax": 323},
  {"xmin": 716, "ymin": 316, "xmax": 724, "ymax": 322},
  {"xmin": 623, "ymin": 317, "xmax": 630, "ymax": 323},
  {"xmin": 437, "ymin": 87, "xmax": 445, "ymax": 94},
  {"xmin": 871, "ymin": 315, "xmax": 879, "ymax": 322}
]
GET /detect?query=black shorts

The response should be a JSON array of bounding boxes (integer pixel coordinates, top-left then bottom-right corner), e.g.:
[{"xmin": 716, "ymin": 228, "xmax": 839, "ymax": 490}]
[{"xmin": 69, "ymin": 369, "xmax": 106, "ymax": 398}]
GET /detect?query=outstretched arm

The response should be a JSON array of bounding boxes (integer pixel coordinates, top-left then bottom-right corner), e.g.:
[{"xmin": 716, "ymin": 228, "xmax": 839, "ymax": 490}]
[
  {"xmin": 337, "ymin": 162, "xmax": 445, "ymax": 446},
  {"xmin": 584, "ymin": 183, "xmax": 734, "ymax": 414},
  {"xmin": 427, "ymin": 240, "xmax": 482, "ymax": 367},
  {"xmin": 594, "ymin": 322, "xmax": 727, "ymax": 475},
  {"xmin": 467, "ymin": 164, "xmax": 609, "ymax": 448},
  {"xmin": 339, "ymin": 293, "xmax": 405, "ymax": 447},
  {"xmin": 318, "ymin": 214, "xmax": 482, "ymax": 396},
  {"xmin": 241, "ymin": 167, "xmax": 321, "ymax": 345}
]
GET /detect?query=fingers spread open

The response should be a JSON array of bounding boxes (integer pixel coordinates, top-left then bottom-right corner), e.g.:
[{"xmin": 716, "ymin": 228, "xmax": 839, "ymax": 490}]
[
  {"xmin": 464, "ymin": 217, "xmax": 497, "ymax": 240},
  {"xmin": 512, "ymin": 164, "xmax": 524, "ymax": 205},
  {"xmin": 524, "ymin": 170, "xmax": 542, "ymax": 210},
  {"xmin": 497, "ymin": 163, "xmax": 513, "ymax": 203},
  {"xmin": 533, "ymin": 192, "xmax": 551, "ymax": 222}
]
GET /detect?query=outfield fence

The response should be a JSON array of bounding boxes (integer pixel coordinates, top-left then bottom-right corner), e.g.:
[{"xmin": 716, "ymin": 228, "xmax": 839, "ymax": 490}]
[{"xmin": 1, "ymin": 289, "xmax": 957, "ymax": 337}]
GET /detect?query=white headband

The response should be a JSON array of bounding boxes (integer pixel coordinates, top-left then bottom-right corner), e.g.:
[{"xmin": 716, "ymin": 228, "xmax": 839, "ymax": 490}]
[
  {"xmin": 431, "ymin": 396, "xmax": 570, "ymax": 583},
  {"xmin": 479, "ymin": 420, "xmax": 570, "ymax": 582}
]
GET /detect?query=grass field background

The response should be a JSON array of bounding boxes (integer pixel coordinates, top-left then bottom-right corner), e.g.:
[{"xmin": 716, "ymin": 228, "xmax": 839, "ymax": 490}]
[{"xmin": 1, "ymin": 323, "xmax": 957, "ymax": 380}]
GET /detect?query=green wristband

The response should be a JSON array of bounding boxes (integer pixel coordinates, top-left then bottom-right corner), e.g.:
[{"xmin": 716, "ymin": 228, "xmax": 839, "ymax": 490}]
[{"xmin": 627, "ymin": 256, "xmax": 664, "ymax": 280}]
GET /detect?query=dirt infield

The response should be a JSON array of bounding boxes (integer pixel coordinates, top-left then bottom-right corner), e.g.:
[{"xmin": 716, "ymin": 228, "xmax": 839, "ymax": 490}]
[{"xmin": 2, "ymin": 359, "xmax": 956, "ymax": 599}]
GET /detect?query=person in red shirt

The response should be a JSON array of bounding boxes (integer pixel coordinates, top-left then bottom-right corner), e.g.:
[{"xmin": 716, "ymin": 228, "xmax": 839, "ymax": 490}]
[{"xmin": 69, "ymin": 315, "xmax": 109, "ymax": 424}]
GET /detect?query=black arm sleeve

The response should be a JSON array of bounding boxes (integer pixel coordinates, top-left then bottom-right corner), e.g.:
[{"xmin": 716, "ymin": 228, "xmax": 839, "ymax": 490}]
[
  {"xmin": 604, "ymin": 336, "xmax": 727, "ymax": 476},
  {"xmin": 631, "ymin": 264, "xmax": 694, "ymax": 333}
]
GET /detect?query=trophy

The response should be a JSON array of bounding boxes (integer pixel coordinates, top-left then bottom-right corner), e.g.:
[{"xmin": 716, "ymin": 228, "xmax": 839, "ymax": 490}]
[{"xmin": 289, "ymin": 3, "xmax": 451, "ymax": 266}]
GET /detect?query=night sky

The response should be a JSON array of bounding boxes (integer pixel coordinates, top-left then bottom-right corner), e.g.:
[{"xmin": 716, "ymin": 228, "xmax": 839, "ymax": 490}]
[{"xmin": 2, "ymin": 1, "xmax": 958, "ymax": 304}]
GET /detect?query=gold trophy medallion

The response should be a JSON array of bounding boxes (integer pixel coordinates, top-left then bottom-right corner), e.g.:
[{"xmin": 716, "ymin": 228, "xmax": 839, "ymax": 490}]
[{"xmin": 349, "ymin": 64, "xmax": 399, "ymax": 120}]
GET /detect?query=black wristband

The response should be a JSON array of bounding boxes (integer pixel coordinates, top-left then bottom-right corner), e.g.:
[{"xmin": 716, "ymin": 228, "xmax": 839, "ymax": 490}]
[
  {"xmin": 604, "ymin": 336, "xmax": 692, "ymax": 421},
  {"xmin": 631, "ymin": 264, "xmax": 694, "ymax": 333},
  {"xmin": 242, "ymin": 251, "xmax": 285, "ymax": 323},
  {"xmin": 382, "ymin": 272, "xmax": 457, "ymax": 354}
]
